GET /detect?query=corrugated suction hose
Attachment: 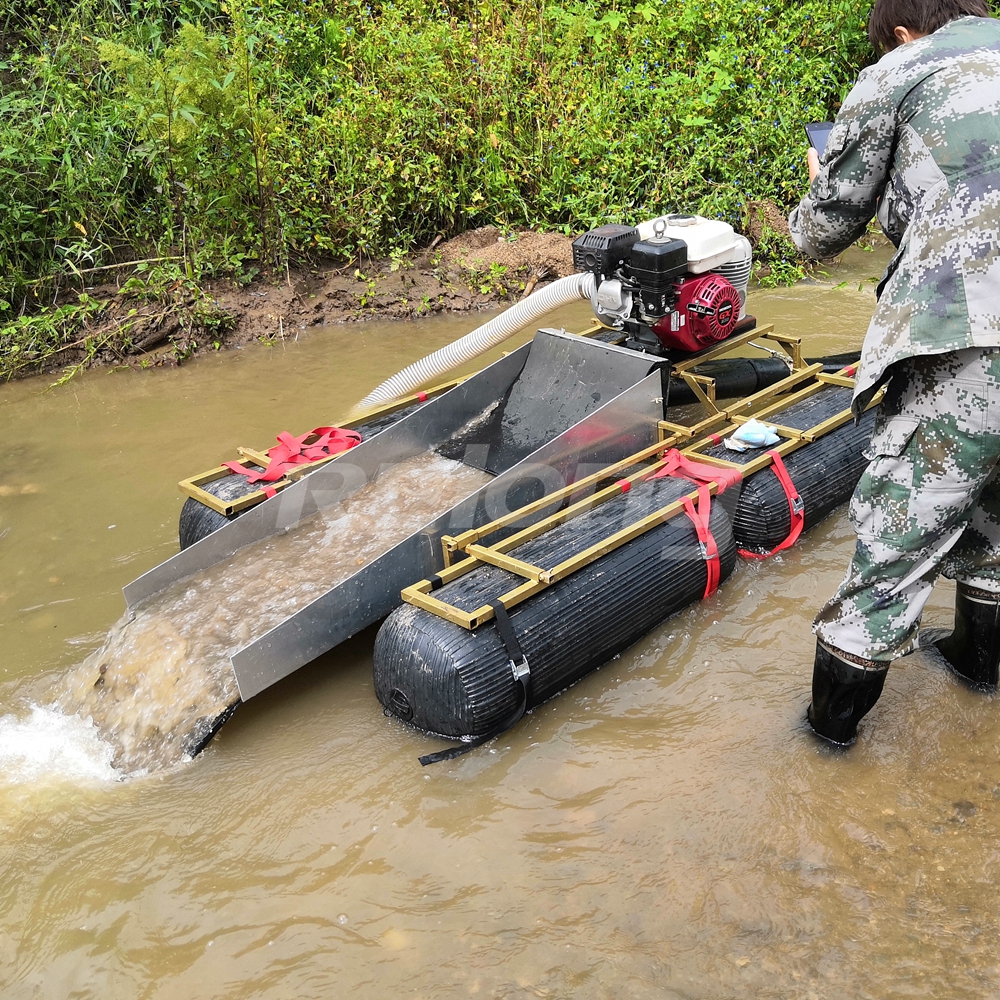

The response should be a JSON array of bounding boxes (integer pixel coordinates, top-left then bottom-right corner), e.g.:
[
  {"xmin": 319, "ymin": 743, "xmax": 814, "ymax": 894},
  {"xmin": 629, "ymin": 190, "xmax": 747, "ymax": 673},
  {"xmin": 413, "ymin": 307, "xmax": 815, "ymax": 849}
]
[{"xmin": 351, "ymin": 272, "xmax": 597, "ymax": 415}]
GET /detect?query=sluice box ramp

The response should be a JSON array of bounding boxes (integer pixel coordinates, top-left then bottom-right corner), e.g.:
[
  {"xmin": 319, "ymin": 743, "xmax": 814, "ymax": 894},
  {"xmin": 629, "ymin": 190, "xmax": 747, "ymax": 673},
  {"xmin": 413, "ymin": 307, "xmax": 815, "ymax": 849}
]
[{"xmin": 123, "ymin": 330, "xmax": 665, "ymax": 702}]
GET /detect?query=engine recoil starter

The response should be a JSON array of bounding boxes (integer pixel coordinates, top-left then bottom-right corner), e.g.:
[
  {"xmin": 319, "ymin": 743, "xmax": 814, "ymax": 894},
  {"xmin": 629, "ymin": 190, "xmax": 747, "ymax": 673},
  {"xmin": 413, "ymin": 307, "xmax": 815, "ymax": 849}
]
[{"xmin": 653, "ymin": 274, "xmax": 741, "ymax": 353}]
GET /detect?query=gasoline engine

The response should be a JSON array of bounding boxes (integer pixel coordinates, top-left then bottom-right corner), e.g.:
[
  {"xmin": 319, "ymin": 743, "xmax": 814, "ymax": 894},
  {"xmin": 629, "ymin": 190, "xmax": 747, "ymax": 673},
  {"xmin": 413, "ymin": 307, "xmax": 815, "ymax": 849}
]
[{"xmin": 572, "ymin": 214, "xmax": 753, "ymax": 355}]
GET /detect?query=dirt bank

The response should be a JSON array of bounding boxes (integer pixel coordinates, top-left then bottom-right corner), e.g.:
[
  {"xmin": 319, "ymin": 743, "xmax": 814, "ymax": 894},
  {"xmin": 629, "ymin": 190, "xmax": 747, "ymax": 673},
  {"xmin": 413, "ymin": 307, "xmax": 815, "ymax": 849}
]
[
  {"xmin": 210, "ymin": 226, "xmax": 576, "ymax": 343},
  {"xmin": 7, "ymin": 206, "xmax": 883, "ymax": 382},
  {"xmin": 26, "ymin": 228, "xmax": 578, "ymax": 380}
]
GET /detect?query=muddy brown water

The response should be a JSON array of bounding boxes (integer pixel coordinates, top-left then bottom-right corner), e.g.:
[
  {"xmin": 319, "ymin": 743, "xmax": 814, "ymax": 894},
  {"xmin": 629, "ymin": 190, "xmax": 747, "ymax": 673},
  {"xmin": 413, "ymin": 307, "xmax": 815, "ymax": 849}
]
[
  {"xmin": 4, "ymin": 247, "xmax": 998, "ymax": 998},
  {"xmin": 50, "ymin": 452, "xmax": 490, "ymax": 774}
]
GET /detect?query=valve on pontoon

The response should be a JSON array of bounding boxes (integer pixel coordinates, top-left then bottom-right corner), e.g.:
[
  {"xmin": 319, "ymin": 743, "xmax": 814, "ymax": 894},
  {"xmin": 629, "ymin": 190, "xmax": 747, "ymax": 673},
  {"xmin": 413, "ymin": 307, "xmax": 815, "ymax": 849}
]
[{"xmin": 572, "ymin": 213, "xmax": 753, "ymax": 356}]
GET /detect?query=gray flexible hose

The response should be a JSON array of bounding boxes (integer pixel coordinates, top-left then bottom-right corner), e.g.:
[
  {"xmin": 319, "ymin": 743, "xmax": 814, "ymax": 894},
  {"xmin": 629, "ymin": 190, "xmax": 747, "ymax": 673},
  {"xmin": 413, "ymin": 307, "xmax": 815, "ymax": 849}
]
[{"xmin": 352, "ymin": 272, "xmax": 597, "ymax": 414}]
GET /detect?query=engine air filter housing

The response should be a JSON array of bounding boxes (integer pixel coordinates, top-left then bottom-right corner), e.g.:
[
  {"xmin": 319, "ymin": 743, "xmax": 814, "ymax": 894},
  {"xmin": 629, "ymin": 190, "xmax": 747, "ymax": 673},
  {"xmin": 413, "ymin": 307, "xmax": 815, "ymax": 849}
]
[
  {"xmin": 629, "ymin": 237, "xmax": 688, "ymax": 318},
  {"xmin": 571, "ymin": 224, "xmax": 640, "ymax": 280}
]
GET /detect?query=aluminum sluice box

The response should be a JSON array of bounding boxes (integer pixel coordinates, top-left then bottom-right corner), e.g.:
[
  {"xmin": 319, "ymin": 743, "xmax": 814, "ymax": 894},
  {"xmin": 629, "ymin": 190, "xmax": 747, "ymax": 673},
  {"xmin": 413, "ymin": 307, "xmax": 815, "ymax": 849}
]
[{"xmin": 123, "ymin": 328, "xmax": 666, "ymax": 702}]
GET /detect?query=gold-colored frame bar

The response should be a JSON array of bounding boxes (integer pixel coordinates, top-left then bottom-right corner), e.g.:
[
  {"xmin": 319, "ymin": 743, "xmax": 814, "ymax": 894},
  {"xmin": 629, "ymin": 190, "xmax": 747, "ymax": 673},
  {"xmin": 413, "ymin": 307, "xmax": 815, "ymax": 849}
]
[
  {"xmin": 404, "ymin": 362, "xmax": 875, "ymax": 630},
  {"xmin": 670, "ymin": 325, "xmax": 777, "ymax": 372},
  {"xmin": 442, "ymin": 357, "xmax": 856, "ymax": 561},
  {"xmin": 177, "ymin": 462, "xmax": 294, "ymax": 517},
  {"xmin": 178, "ymin": 376, "xmax": 467, "ymax": 517}
]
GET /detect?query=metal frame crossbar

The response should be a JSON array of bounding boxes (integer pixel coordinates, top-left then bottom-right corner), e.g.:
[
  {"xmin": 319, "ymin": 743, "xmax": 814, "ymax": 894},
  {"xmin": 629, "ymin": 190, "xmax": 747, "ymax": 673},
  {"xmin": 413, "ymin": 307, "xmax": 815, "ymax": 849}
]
[
  {"xmin": 177, "ymin": 375, "xmax": 468, "ymax": 517},
  {"xmin": 401, "ymin": 336, "xmax": 877, "ymax": 631}
]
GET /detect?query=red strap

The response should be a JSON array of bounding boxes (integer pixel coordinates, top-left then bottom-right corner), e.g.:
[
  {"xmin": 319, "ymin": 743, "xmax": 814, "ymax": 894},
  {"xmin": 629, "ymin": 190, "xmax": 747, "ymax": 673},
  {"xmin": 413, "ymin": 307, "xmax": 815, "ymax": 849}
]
[
  {"xmin": 648, "ymin": 448, "xmax": 742, "ymax": 494},
  {"xmin": 647, "ymin": 450, "xmax": 735, "ymax": 600},
  {"xmin": 223, "ymin": 426, "xmax": 362, "ymax": 491},
  {"xmin": 223, "ymin": 460, "xmax": 271, "ymax": 484},
  {"xmin": 616, "ymin": 479, "xmax": 631, "ymax": 494},
  {"xmin": 681, "ymin": 484, "xmax": 721, "ymax": 599},
  {"xmin": 738, "ymin": 450, "xmax": 805, "ymax": 560}
]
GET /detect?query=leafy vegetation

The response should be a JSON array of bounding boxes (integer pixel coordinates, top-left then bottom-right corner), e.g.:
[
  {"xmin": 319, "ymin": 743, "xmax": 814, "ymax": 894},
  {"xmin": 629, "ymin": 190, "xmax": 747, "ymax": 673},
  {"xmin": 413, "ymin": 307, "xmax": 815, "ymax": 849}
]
[{"xmin": 1, "ymin": 0, "xmax": 879, "ymax": 377}]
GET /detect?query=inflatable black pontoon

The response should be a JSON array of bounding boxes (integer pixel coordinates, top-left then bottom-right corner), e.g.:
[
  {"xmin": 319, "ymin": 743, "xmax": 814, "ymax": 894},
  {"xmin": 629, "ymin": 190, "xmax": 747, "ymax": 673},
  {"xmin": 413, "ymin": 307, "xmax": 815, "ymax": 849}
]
[{"xmin": 374, "ymin": 359, "xmax": 878, "ymax": 762}]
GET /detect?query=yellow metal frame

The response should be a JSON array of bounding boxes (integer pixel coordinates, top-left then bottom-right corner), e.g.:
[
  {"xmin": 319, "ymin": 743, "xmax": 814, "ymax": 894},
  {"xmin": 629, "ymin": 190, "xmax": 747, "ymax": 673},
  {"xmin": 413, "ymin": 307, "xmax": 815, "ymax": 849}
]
[
  {"xmin": 179, "ymin": 460, "xmax": 290, "ymax": 517},
  {"xmin": 178, "ymin": 376, "xmax": 468, "ymax": 517},
  {"xmin": 403, "ymin": 352, "xmax": 877, "ymax": 630},
  {"xmin": 669, "ymin": 324, "xmax": 809, "ymax": 415}
]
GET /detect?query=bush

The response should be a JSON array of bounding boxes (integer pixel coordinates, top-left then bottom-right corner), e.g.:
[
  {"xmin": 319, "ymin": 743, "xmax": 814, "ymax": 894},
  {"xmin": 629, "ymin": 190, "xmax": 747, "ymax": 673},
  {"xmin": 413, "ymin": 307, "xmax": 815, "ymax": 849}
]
[{"xmin": 0, "ymin": 0, "xmax": 875, "ymax": 320}]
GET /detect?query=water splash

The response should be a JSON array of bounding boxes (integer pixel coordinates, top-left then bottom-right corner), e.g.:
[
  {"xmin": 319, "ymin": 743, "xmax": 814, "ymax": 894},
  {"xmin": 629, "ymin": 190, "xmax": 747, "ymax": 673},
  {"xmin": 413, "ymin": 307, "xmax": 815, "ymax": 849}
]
[
  {"xmin": 43, "ymin": 453, "xmax": 490, "ymax": 776},
  {"xmin": 0, "ymin": 704, "xmax": 120, "ymax": 785}
]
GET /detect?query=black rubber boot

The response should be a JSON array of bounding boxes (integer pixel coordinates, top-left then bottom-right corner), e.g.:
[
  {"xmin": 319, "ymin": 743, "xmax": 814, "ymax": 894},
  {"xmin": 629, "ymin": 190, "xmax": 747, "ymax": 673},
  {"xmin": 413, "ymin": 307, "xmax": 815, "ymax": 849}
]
[
  {"xmin": 807, "ymin": 641, "xmax": 889, "ymax": 746},
  {"xmin": 935, "ymin": 583, "xmax": 1000, "ymax": 689}
]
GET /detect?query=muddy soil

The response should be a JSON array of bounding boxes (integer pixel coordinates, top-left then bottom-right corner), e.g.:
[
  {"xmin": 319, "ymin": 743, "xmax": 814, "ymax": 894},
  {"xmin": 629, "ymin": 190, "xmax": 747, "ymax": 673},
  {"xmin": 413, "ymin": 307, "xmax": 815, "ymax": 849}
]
[
  {"xmin": 23, "ymin": 210, "xmax": 891, "ymax": 381},
  {"xmin": 212, "ymin": 227, "xmax": 577, "ymax": 342},
  {"xmin": 42, "ymin": 227, "xmax": 578, "ymax": 379}
]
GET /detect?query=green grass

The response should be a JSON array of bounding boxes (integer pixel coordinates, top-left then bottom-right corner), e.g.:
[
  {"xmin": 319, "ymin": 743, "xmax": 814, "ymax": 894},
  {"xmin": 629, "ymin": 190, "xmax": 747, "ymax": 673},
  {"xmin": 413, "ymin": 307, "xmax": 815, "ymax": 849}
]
[{"xmin": 0, "ymin": 0, "xmax": 880, "ymax": 377}]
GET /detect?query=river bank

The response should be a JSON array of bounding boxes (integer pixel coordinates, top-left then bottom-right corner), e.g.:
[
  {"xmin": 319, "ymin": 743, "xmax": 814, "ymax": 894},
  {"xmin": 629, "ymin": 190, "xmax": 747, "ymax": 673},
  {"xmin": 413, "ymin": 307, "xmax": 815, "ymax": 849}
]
[
  {"xmin": 2, "ymin": 226, "xmax": 580, "ymax": 382},
  {"xmin": 5, "ymin": 210, "xmax": 887, "ymax": 385}
]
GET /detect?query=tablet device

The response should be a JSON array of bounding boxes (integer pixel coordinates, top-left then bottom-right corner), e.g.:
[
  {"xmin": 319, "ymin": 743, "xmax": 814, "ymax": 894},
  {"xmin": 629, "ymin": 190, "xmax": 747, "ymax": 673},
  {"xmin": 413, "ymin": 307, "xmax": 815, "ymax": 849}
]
[{"xmin": 805, "ymin": 122, "xmax": 834, "ymax": 157}]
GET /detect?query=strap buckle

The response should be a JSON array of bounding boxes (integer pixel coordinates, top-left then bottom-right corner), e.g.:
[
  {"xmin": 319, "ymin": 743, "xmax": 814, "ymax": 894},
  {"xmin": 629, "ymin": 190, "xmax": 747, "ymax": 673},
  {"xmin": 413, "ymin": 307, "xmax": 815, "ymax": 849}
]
[
  {"xmin": 510, "ymin": 657, "xmax": 531, "ymax": 686},
  {"xmin": 737, "ymin": 451, "xmax": 806, "ymax": 560}
]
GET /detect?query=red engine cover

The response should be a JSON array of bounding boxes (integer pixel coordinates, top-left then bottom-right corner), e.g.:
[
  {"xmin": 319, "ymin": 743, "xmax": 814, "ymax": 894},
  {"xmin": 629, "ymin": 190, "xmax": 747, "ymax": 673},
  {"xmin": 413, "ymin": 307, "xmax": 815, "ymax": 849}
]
[{"xmin": 652, "ymin": 274, "xmax": 741, "ymax": 352}]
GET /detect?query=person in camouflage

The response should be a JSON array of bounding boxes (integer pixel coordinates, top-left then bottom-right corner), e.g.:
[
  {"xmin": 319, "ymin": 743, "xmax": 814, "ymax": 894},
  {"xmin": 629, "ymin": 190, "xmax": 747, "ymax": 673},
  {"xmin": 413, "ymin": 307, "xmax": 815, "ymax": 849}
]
[{"xmin": 787, "ymin": 0, "xmax": 1000, "ymax": 745}]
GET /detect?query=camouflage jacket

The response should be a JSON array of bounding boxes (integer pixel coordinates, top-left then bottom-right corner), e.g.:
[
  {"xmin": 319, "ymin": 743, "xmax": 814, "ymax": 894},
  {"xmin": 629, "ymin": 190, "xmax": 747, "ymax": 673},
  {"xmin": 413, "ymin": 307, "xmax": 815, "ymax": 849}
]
[{"xmin": 787, "ymin": 16, "xmax": 1000, "ymax": 411}]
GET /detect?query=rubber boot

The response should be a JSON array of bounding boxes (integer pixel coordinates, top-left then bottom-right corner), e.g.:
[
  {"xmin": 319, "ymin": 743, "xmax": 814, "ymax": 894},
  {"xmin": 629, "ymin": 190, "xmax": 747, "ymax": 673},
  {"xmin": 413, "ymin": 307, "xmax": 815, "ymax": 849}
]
[
  {"xmin": 935, "ymin": 583, "xmax": 1000, "ymax": 689},
  {"xmin": 807, "ymin": 641, "xmax": 889, "ymax": 746}
]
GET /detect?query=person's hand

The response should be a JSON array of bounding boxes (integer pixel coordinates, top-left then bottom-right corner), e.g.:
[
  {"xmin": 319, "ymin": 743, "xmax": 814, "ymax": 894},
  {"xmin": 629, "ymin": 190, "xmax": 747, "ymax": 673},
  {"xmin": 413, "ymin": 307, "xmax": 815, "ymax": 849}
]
[{"xmin": 808, "ymin": 147, "xmax": 820, "ymax": 183}]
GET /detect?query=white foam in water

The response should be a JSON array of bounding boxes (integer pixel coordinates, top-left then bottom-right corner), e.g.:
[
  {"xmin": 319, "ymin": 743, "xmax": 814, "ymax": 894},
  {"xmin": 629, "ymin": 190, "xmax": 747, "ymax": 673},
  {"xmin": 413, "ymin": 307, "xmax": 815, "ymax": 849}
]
[
  {"xmin": 49, "ymin": 451, "xmax": 491, "ymax": 774},
  {"xmin": 0, "ymin": 705, "xmax": 120, "ymax": 784}
]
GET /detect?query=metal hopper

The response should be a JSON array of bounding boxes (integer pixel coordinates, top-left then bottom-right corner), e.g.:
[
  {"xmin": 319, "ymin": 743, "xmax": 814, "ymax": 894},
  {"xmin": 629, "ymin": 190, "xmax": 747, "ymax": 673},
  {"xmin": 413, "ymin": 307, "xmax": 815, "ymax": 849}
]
[{"xmin": 121, "ymin": 329, "xmax": 665, "ymax": 710}]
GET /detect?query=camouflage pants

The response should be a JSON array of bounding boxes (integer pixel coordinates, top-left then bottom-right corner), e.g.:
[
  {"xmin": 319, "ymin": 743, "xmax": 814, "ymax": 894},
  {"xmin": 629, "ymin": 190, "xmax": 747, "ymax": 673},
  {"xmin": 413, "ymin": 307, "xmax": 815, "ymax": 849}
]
[{"xmin": 814, "ymin": 347, "xmax": 1000, "ymax": 662}]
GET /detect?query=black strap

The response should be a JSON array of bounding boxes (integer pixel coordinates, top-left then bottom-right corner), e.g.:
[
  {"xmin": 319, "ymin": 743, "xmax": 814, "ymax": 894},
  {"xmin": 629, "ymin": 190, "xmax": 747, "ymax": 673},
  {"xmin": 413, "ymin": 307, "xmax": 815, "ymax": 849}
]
[
  {"xmin": 418, "ymin": 601, "xmax": 532, "ymax": 766},
  {"xmin": 427, "ymin": 574, "xmax": 444, "ymax": 591},
  {"xmin": 490, "ymin": 600, "xmax": 532, "ymax": 708},
  {"xmin": 418, "ymin": 688, "xmax": 528, "ymax": 765}
]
